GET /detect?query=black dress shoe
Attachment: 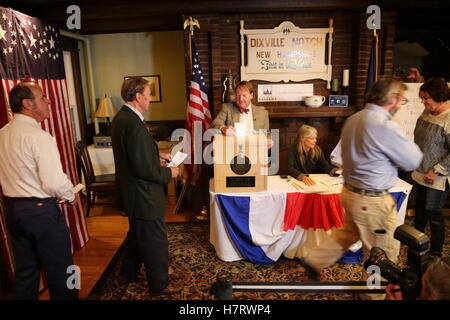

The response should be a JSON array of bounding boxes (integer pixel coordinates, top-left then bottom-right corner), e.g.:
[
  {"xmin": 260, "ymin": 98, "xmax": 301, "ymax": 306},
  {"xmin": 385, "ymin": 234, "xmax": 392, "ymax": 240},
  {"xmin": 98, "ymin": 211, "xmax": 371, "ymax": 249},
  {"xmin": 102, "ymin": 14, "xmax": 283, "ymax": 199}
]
[
  {"xmin": 296, "ymin": 258, "xmax": 321, "ymax": 281},
  {"xmin": 150, "ymin": 281, "xmax": 183, "ymax": 295}
]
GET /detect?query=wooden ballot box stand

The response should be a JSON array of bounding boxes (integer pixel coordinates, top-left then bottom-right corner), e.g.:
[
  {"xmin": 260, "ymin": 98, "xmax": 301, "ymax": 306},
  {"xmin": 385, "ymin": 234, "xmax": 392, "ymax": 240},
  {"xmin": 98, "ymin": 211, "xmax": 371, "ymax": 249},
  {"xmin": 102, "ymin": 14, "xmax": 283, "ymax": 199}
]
[{"xmin": 213, "ymin": 133, "xmax": 268, "ymax": 193}]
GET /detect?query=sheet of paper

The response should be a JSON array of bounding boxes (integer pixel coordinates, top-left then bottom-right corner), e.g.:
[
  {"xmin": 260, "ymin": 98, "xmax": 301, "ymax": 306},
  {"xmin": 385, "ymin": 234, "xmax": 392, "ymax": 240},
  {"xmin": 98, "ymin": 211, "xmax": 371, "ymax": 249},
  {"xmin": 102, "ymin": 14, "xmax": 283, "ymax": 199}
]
[
  {"xmin": 295, "ymin": 181, "xmax": 329, "ymax": 193},
  {"xmin": 234, "ymin": 122, "xmax": 246, "ymax": 137},
  {"xmin": 72, "ymin": 183, "xmax": 85, "ymax": 193},
  {"xmin": 308, "ymin": 174, "xmax": 344, "ymax": 188},
  {"xmin": 291, "ymin": 174, "xmax": 344, "ymax": 193},
  {"xmin": 167, "ymin": 151, "xmax": 188, "ymax": 167}
]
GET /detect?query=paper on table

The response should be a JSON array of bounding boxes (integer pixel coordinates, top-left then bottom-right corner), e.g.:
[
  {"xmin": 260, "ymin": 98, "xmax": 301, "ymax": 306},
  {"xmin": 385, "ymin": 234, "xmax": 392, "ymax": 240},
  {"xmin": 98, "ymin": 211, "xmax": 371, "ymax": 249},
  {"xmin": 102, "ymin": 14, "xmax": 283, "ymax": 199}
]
[
  {"xmin": 292, "ymin": 175, "xmax": 344, "ymax": 193},
  {"xmin": 295, "ymin": 181, "xmax": 329, "ymax": 193},
  {"xmin": 167, "ymin": 151, "xmax": 188, "ymax": 167},
  {"xmin": 308, "ymin": 175, "xmax": 344, "ymax": 188}
]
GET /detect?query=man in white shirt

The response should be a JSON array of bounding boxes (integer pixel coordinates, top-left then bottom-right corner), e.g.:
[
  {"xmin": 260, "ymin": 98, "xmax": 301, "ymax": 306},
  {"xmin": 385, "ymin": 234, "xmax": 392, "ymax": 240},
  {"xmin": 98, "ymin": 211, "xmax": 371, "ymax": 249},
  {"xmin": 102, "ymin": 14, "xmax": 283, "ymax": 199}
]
[{"xmin": 0, "ymin": 82, "xmax": 78, "ymax": 300}]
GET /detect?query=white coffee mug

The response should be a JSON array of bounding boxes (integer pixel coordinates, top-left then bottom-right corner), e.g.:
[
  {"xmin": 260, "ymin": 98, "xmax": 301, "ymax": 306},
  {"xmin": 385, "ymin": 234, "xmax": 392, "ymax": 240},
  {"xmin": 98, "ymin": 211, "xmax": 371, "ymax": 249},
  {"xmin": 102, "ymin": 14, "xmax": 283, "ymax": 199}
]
[{"xmin": 305, "ymin": 95, "xmax": 326, "ymax": 108}]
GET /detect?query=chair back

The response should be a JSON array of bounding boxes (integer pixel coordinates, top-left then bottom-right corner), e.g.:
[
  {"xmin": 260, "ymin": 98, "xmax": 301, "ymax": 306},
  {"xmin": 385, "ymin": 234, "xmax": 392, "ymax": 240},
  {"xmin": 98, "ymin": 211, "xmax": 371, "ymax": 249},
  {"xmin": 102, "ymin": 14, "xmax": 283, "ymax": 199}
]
[
  {"xmin": 75, "ymin": 141, "xmax": 96, "ymax": 184},
  {"xmin": 277, "ymin": 148, "xmax": 289, "ymax": 176}
]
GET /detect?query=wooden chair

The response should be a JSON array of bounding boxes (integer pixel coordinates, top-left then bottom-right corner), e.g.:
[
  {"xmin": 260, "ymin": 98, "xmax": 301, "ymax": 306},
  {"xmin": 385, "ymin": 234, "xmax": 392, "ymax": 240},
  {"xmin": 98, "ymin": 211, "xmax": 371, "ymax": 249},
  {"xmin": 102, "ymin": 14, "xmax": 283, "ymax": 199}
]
[{"xmin": 75, "ymin": 141, "xmax": 115, "ymax": 217}]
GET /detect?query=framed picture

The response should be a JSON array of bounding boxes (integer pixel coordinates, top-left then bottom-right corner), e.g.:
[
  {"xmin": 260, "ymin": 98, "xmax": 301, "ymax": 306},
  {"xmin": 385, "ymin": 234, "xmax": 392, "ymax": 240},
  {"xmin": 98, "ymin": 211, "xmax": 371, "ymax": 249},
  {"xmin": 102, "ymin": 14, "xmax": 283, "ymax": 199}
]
[{"xmin": 124, "ymin": 75, "xmax": 162, "ymax": 102}]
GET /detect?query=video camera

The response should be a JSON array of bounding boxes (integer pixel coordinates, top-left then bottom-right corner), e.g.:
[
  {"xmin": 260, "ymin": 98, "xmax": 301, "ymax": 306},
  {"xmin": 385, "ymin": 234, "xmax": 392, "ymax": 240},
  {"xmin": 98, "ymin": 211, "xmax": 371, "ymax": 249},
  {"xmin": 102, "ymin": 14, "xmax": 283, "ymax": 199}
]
[{"xmin": 364, "ymin": 224, "xmax": 435, "ymax": 300}]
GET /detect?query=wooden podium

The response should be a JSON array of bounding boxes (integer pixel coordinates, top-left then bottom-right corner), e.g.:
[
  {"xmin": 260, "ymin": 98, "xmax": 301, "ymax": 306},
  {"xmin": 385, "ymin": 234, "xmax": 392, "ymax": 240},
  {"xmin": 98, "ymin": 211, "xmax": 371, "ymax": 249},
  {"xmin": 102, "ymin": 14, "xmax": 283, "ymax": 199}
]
[{"xmin": 213, "ymin": 134, "xmax": 268, "ymax": 193}]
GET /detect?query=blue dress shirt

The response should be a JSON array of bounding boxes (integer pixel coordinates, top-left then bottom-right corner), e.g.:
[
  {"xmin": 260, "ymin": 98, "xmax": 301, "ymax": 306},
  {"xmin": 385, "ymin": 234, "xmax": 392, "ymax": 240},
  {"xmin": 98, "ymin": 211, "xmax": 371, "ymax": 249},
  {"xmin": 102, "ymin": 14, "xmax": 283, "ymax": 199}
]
[{"xmin": 341, "ymin": 103, "xmax": 423, "ymax": 190}]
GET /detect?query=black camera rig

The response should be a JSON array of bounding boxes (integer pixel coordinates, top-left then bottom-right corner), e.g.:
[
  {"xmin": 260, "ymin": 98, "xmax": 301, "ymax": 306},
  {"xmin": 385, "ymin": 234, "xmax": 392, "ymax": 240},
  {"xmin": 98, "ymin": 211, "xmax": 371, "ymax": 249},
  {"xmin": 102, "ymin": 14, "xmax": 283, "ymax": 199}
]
[{"xmin": 211, "ymin": 224, "xmax": 432, "ymax": 300}]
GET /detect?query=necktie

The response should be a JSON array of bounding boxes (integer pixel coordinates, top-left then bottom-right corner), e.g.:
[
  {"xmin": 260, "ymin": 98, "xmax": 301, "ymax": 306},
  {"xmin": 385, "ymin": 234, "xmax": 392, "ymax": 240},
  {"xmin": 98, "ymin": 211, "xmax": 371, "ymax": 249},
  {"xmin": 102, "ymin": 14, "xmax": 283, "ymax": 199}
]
[{"xmin": 239, "ymin": 107, "xmax": 249, "ymax": 114}]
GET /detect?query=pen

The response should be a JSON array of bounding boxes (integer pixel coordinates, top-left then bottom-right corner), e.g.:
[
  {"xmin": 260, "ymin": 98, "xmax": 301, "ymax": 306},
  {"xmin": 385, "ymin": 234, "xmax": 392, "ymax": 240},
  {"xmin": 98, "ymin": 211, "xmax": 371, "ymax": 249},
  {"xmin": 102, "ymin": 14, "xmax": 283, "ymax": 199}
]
[{"xmin": 292, "ymin": 182, "xmax": 304, "ymax": 190}]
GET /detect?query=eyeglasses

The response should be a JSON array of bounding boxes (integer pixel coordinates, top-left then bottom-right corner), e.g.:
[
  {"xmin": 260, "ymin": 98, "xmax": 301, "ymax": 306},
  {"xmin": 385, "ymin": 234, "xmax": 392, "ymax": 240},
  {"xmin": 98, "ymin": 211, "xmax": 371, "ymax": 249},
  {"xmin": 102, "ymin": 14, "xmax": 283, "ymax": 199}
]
[
  {"xmin": 395, "ymin": 94, "xmax": 408, "ymax": 105},
  {"xmin": 400, "ymin": 97, "xmax": 408, "ymax": 105}
]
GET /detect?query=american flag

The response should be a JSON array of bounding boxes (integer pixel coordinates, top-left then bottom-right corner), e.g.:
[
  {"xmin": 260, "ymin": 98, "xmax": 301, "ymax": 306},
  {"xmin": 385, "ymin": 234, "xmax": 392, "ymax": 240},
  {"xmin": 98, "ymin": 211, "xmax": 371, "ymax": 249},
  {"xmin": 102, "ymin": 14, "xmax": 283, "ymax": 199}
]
[
  {"xmin": 0, "ymin": 7, "xmax": 89, "ymax": 279},
  {"xmin": 184, "ymin": 37, "xmax": 211, "ymax": 181},
  {"xmin": 365, "ymin": 32, "xmax": 378, "ymax": 93}
]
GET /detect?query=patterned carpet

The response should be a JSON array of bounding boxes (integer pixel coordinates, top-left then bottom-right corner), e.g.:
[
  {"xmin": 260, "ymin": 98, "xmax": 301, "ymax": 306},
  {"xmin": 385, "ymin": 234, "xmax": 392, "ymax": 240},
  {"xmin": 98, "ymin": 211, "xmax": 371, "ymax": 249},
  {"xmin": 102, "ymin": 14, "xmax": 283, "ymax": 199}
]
[{"xmin": 88, "ymin": 217, "xmax": 450, "ymax": 300}]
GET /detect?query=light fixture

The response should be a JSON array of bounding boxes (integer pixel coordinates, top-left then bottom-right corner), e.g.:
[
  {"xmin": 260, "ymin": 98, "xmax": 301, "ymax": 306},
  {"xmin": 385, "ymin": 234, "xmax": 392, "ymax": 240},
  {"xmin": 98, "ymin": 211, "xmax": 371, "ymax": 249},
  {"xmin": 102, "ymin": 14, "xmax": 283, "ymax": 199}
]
[{"xmin": 95, "ymin": 94, "xmax": 116, "ymax": 136}]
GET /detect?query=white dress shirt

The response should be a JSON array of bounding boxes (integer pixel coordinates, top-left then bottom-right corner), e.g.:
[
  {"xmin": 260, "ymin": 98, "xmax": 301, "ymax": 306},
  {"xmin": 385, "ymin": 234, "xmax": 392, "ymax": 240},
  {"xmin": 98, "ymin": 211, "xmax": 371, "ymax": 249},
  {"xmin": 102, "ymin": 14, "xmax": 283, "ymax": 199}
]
[
  {"xmin": 0, "ymin": 114, "xmax": 75, "ymax": 201},
  {"xmin": 125, "ymin": 103, "xmax": 144, "ymax": 122},
  {"xmin": 239, "ymin": 104, "xmax": 254, "ymax": 132}
]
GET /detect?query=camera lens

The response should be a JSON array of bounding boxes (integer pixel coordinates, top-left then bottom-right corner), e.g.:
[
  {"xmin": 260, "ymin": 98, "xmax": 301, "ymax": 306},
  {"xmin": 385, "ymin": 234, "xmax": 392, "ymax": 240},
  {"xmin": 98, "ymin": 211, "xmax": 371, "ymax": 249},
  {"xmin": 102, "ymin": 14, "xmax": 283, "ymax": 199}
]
[{"xmin": 364, "ymin": 247, "xmax": 402, "ymax": 284}]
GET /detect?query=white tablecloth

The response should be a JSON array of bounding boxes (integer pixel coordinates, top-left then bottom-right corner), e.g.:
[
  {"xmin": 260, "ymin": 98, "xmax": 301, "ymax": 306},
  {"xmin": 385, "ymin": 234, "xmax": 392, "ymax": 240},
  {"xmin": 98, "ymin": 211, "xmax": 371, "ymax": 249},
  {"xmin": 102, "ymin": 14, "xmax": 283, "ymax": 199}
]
[
  {"xmin": 210, "ymin": 175, "xmax": 412, "ymax": 264},
  {"xmin": 87, "ymin": 141, "xmax": 181, "ymax": 176}
]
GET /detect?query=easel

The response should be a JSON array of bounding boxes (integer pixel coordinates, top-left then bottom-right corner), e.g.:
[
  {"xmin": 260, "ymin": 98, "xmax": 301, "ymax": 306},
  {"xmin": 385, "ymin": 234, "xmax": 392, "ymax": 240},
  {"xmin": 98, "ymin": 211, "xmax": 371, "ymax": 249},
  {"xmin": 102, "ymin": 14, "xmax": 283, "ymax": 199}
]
[{"xmin": 173, "ymin": 173, "xmax": 192, "ymax": 215}]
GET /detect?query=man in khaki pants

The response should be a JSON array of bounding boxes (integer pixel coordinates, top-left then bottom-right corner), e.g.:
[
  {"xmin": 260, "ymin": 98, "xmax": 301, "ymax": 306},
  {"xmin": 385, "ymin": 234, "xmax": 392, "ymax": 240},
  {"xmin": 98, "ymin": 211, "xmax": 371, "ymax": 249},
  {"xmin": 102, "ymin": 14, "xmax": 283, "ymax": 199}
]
[{"xmin": 299, "ymin": 79, "xmax": 423, "ymax": 299}]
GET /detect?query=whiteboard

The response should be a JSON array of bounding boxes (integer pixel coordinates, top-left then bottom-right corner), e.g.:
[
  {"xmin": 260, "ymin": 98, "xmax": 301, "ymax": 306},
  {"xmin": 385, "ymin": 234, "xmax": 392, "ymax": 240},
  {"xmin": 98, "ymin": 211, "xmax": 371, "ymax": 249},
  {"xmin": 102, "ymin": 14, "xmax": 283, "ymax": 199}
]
[{"xmin": 392, "ymin": 83, "xmax": 450, "ymax": 141}]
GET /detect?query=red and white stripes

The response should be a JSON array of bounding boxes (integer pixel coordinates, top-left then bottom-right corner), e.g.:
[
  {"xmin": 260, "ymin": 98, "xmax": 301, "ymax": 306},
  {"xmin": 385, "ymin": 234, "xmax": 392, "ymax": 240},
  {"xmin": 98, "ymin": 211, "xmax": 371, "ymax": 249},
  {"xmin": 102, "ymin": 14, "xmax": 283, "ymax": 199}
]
[
  {"xmin": 0, "ymin": 78, "xmax": 89, "ymax": 252},
  {"xmin": 187, "ymin": 80, "xmax": 212, "ymax": 127}
]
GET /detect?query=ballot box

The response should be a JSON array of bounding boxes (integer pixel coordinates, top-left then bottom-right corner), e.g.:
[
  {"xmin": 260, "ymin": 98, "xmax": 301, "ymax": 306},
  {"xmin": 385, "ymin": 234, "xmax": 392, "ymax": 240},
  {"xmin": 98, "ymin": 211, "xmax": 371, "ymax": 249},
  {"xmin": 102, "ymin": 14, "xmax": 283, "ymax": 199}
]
[{"xmin": 212, "ymin": 133, "xmax": 268, "ymax": 193}]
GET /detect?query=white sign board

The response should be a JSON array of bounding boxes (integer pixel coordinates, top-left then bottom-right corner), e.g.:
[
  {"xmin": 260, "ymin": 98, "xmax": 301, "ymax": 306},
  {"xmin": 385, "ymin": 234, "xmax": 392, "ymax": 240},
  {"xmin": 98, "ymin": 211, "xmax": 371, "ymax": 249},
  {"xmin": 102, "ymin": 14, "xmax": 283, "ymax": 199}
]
[
  {"xmin": 257, "ymin": 83, "xmax": 314, "ymax": 102},
  {"xmin": 392, "ymin": 83, "xmax": 424, "ymax": 140},
  {"xmin": 392, "ymin": 82, "xmax": 450, "ymax": 141},
  {"xmin": 240, "ymin": 20, "xmax": 333, "ymax": 88}
]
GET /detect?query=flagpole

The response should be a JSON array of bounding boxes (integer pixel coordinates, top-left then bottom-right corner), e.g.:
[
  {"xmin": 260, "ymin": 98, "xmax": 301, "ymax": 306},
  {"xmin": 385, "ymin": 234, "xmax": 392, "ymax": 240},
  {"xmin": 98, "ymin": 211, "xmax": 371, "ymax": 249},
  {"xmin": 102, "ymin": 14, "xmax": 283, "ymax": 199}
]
[
  {"xmin": 176, "ymin": 17, "xmax": 201, "ymax": 216},
  {"xmin": 374, "ymin": 29, "xmax": 378, "ymax": 81},
  {"xmin": 183, "ymin": 17, "xmax": 200, "ymax": 71}
]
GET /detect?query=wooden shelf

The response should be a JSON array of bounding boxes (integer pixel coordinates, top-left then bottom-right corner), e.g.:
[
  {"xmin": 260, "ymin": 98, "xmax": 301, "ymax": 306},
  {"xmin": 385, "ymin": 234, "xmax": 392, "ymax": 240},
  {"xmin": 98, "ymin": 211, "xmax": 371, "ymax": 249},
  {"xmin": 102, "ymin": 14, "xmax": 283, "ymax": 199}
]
[{"xmin": 266, "ymin": 105, "xmax": 356, "ymax": 118}]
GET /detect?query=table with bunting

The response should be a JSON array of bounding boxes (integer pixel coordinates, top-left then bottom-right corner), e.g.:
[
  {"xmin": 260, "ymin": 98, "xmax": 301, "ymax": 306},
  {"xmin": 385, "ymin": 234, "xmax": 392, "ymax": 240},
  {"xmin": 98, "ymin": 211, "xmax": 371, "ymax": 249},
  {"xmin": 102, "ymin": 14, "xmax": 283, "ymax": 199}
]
[{"xmin": 210, "ymin": 175, "xmax": 412, "ymax": 264}]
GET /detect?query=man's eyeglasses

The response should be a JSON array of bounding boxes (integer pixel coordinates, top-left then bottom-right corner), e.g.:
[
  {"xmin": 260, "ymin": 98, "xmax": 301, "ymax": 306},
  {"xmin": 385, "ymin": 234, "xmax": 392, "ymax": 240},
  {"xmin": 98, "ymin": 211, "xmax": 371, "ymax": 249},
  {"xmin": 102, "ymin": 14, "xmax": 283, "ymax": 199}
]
[
  {"xmin": 400, "ymin": 97, "xmax": 408, "ymax": 105},
  {"xmin": 396, "ymin": 94, "xmax": 408, "ymax": 105}
]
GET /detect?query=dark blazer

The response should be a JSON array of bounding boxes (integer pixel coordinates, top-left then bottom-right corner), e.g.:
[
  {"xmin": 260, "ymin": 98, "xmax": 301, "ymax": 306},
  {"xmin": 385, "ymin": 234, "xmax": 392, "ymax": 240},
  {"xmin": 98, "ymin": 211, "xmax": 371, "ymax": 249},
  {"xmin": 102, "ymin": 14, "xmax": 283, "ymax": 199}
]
[
  {"xmin": 210, "ymin": 103, "xmax": 269, "ymax": 131},
  {"xmin": 287, "ymin": 144, "xmax": 336, "ymax": 180},
  {"xmin": 111, "ymin": 105, "xmax": 172, "ymax": 220}
]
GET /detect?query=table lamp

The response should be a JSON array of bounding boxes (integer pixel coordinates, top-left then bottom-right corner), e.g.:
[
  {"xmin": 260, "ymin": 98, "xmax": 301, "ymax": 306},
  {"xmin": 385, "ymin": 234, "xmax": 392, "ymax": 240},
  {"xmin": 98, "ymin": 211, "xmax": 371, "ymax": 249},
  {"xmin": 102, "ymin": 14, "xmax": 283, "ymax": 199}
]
[{"xmin": 95, "ymin": 94, "xmax": 116, "ymax": 136}]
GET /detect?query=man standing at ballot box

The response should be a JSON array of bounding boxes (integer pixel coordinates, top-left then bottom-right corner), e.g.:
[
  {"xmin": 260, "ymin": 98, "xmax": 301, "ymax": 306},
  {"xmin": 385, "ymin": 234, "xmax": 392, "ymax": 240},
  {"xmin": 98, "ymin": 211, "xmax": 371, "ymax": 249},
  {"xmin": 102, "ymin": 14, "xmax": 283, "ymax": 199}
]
[
  {"xmin": 0, "ymin": 82, "xmax": 78, "ymax": 300},
  {"xmin": 299, "ymin": 79, "xmax": 423, "ymax": 298},
  {"xmin": 211, "ymin": 81, "xmax": 269, "ymax": 135},
  {"xmin": 111, "ymin": 77, "xmax": 182, "ymax": 295}
]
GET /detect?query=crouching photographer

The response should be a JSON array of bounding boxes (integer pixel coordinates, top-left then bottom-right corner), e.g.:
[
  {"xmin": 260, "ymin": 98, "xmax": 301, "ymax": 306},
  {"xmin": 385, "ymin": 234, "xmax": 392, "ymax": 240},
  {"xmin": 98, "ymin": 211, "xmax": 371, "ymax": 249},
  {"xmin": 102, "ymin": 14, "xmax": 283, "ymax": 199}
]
[
  {"xmin": 385, "ymin": 256, "xmax": 450, "ymax": 300},
  {"xmin": 364, "ymin": 224, "xmax": 450, "ymax": 300}
]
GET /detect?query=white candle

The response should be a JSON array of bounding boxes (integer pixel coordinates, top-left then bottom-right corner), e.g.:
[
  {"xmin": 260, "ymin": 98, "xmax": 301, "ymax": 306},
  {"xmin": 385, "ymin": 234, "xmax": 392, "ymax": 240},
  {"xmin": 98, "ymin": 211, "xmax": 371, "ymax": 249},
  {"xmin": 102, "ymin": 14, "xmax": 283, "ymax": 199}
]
[{"xmin": 343, "ymin": 69, "xmax": 349, "ymax": 87}]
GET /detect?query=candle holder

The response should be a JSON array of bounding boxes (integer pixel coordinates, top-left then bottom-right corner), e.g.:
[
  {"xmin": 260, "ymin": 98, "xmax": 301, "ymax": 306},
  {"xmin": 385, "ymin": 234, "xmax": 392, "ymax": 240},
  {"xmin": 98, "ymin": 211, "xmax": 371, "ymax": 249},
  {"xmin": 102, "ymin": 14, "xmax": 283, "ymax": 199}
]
[
  {"xmin": 342, "ymin": 86, "xmax": 349, "ymax": 96},
  {"xmin": 342, "ymin": 69, "xmax": 349, "ymax": 96}
]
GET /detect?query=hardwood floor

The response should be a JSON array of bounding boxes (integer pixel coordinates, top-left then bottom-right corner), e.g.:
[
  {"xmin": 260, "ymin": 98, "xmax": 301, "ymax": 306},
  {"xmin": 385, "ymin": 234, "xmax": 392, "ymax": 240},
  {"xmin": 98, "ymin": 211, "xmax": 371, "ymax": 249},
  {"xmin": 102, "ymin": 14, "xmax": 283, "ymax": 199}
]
[{"xmin": 39, "ymin": 185, "xmax": 195, "ymax": 300}]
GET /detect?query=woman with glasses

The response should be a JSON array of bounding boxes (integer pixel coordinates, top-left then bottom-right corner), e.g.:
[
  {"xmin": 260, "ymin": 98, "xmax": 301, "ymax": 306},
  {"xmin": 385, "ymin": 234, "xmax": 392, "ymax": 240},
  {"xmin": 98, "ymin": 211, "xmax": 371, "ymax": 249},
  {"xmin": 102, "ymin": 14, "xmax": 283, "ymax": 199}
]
[
  {"xmin": 287, "ymin": 124, "xmax": 342, "ymax": 186},
  {"xmin": 412, "ymin": 77, "xmax": 450, "ymax": 257}
]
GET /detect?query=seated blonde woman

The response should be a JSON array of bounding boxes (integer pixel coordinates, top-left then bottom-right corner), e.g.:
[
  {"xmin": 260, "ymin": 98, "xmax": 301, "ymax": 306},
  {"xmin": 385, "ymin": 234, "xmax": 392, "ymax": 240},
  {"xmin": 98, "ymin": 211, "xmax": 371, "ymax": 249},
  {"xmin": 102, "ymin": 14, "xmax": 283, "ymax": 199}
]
[{"xmin": 287, "ymin": 125, "xmax": 342, "ymax": 186}]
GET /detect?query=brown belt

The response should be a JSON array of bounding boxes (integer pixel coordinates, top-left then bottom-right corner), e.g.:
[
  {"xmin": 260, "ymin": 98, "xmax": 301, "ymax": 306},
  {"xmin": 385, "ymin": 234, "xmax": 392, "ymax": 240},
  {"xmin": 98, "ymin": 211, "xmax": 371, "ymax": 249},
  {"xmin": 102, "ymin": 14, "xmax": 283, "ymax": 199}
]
[{"xmin": 344, "ymin": 183, "xmax": 389, "ymax": 197}]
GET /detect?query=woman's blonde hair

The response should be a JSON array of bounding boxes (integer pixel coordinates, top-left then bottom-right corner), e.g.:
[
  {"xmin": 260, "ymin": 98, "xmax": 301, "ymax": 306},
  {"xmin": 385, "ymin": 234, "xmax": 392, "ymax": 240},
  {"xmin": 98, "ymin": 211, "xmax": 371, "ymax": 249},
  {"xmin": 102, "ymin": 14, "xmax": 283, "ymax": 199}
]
[{"xmin": 296, "ymin": 125, "xmax": 321, "ymax": 167}]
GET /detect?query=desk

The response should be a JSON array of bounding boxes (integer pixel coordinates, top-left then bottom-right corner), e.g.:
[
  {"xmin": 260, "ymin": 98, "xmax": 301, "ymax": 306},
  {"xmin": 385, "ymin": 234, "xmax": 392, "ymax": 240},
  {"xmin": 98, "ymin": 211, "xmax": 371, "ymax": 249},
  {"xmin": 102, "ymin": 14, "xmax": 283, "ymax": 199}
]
[{"xmin": 210, "ymin": 175, "xmax": 412, "ymax": 264}]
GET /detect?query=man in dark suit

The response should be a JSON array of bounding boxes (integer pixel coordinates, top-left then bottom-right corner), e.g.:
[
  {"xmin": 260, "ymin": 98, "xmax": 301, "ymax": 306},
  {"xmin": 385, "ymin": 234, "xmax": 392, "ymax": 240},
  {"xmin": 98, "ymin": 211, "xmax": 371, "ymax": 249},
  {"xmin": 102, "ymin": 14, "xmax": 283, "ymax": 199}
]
[{"xmin": 111, "ymin": 77, "xmax": 182, "ymax": 295}]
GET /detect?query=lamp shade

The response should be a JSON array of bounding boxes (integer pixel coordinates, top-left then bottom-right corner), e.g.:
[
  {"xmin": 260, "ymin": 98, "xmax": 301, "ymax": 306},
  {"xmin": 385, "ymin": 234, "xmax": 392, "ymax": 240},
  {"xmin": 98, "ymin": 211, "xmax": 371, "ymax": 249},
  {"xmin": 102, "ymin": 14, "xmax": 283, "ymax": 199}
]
[{"xmin": 95, "ymin": 95, "xmax": 116, "ymax": 118}]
